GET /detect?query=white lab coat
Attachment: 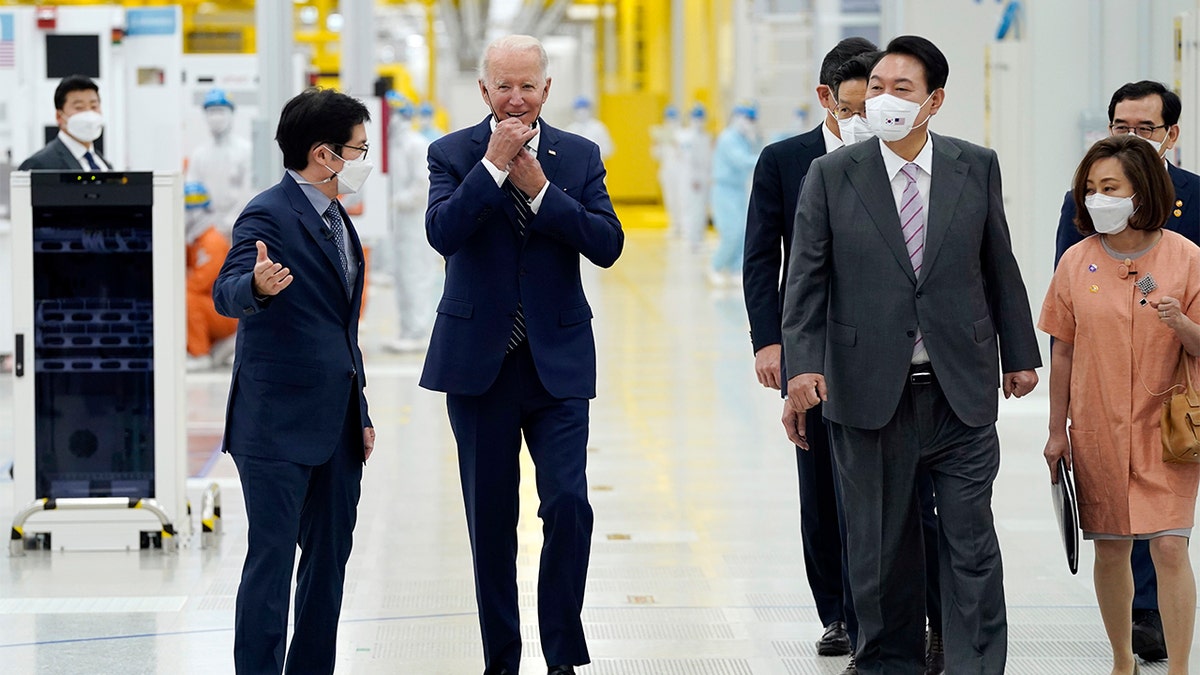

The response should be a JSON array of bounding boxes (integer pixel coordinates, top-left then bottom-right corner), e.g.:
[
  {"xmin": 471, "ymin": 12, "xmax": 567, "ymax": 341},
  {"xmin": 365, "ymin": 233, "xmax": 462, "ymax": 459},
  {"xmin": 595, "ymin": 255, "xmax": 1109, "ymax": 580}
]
[
  {"xmin": 389, "ymin": 125, "xmax": 441, "ymax": 342},
  {"xmin": 676, "ymin": 124, "xmax": 712, "ymax": 248},
  {"xmin": 566, "ymin": 116, "xmax": 615, "ymax": 160},
  {"xmin": 186, "ymin": 132, "xmax": 253, "ymax": 238}
]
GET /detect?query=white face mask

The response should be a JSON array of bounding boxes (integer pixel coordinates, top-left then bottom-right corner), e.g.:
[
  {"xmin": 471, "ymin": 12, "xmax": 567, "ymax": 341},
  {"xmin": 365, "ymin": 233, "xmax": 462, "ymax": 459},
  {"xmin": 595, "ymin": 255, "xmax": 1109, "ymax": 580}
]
[
  {"xmin": 1126, "ymin": 132, "xmax": 1167, "ymax": 157},
  {"xmin": 321, "ymin": 145, "xmax": 374, "ymax": 195},
  {"xmin": 1085, "ymin": 192, "xmax": 1136, "ymax": 235},
  {"xmin": 206, "ymin": 107, "xmax": 233, "ymax": 136},
  {"xmin": 66, "ymin": 110, "xmax": 104, "ymax": 143},
  {"xmin": 865, "ymin": 92, "xmax": 934, "ymax": 142},
  {"xmin": 836, "ymin": 114, "xmax": 875, "ymax": 145}
]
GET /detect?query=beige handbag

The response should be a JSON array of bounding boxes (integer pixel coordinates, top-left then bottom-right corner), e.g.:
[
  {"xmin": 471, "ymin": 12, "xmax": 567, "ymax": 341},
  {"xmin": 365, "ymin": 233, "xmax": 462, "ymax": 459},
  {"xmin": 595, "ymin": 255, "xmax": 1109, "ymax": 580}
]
[{"xmin": 1161, "ymin": 349, "xmax": 1200, "ymax": 464}]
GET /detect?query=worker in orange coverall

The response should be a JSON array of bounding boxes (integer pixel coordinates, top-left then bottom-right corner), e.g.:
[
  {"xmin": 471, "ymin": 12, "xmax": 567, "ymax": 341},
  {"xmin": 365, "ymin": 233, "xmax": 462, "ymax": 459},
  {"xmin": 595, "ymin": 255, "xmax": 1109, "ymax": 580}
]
[{"xmin": 185, "ymin": 181, "xmax": 238, "ymax": 371}]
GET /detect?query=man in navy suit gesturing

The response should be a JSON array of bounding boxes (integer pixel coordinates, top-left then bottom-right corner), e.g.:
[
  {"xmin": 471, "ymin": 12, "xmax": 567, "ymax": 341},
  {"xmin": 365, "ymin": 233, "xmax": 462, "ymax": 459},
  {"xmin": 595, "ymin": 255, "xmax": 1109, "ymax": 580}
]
[
  {"xmin": 214, "ymin": 88, "xmax": 375, "ymax": 675},
  {"xmin": 421, "ymin": 34, "xmax": 623, "ymax": 675}
]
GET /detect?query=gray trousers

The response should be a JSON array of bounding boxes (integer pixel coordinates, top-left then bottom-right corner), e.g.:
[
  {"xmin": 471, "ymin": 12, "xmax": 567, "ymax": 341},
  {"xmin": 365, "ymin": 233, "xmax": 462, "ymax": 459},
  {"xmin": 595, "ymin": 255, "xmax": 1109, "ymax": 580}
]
[{"xmin": 830, "ymin": 371, "xmax": 1006, "ymax": 675}]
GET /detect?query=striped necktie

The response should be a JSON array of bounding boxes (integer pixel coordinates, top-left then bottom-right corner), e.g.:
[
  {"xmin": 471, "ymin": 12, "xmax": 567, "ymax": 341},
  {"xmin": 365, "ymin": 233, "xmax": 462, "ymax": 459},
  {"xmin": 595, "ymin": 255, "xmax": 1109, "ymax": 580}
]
[
  {"xmin": 900, "ymin": 163, "xmax": 926, "ymax": 361},
  {"xmin": 504, "ymin": 181, "xmax": 531, "ymax": 352}
]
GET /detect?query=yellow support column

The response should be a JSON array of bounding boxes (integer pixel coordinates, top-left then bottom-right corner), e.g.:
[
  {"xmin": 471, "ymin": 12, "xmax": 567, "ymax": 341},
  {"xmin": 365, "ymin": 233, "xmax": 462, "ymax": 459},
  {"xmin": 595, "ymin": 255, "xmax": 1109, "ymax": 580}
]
[{"xmin": 601, "ymin": 0, "xmax": 671, "ymax": 205}]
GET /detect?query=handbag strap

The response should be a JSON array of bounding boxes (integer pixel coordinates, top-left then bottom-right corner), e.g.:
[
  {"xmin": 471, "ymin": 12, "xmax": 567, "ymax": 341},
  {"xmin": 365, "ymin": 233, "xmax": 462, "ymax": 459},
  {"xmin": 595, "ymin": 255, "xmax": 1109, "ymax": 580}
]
[
  {"xmin": 1182, "ymin": 349, "xmax": 1200, "ymax": 407},
  {"xmin": 1132, "ymin": 342, "xmax": 1189, "ymax": 400}
]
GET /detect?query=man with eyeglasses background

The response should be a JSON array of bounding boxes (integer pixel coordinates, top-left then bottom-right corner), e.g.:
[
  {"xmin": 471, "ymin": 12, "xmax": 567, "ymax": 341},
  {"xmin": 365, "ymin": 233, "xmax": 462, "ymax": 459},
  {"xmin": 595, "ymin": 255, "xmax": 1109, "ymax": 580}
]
[
  {"xmin": 213, "ymin": 87, "xmax": 376, "ymax": 674},
  {"xmin": 1052, "ymin": 79, "xmax": 1200, "ymax": 665}
]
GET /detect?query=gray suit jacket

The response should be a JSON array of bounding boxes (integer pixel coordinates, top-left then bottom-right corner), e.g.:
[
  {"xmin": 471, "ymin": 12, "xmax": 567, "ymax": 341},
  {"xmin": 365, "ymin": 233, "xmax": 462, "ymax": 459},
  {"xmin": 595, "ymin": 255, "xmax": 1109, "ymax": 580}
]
[
  {"xmin": 782, "ymin": 133, "xmax": 1041, "ymax": 430},
  {"xmin": 18, "ymin": 137, "xmax": 108, "ymax": 171}
]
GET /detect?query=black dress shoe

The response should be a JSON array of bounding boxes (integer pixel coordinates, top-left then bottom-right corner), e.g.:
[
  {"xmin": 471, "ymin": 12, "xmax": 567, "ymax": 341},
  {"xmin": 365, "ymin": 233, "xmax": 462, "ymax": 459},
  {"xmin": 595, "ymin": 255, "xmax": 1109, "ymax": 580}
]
[
  {"xmin": 1132, "ymin": 609, "xmax": 1168, "ymax": 661},
  {"xmin": 924, "ymin": 628, "xmax": 944, "ymax": 675},
  {"xmin": 547, "ymin": 666, "xmax": 575, "ymax": 675},
  {"xmin": 839, "ymin": 652, "xmax": 858, "ymax": 675},
  {"xmin": 817, "ymin": 620, "xmax": 852, "ymax": 656}
]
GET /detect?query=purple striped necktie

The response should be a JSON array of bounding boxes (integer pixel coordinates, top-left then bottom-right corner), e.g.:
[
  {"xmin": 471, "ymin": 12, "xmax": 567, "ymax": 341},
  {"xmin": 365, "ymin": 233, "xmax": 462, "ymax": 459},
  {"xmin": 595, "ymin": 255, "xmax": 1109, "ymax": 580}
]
[{"xmin": 900, "ymin": 162, "xmax": 926, "ymax": 361}]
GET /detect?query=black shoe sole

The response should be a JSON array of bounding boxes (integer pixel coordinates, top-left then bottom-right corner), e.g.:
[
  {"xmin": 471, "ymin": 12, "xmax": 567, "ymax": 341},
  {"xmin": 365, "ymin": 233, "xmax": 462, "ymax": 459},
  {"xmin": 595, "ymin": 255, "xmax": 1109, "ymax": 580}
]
[
  {"xmin": 817, "ymin": 640, "xmax": 852, "ymax": 656},
  {"xmin": 1132, "ymin": 626, "xmax": 1168, "ymax": 661}
]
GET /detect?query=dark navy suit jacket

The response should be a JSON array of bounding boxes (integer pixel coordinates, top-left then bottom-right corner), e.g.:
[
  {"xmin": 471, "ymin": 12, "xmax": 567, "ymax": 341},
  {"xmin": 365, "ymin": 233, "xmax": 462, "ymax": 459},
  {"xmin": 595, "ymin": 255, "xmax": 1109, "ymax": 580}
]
[
  {"xmin": 18, "ymin": 137, "xmax": 110, "ymax": 170},
  {"xmin": 1054, "ymin": 161, "xmax": 1200, "ymax": 265},
  {"xmin": 744, "ymin": 125, "xmax": 826, "ymax": 361},
  {"xmin": 420, "ymin": 117, "xmax": 623, "ymax": 399},
  {"xmin": 213, "ymin": 173, "xmax": 371, "ymax": 465}
]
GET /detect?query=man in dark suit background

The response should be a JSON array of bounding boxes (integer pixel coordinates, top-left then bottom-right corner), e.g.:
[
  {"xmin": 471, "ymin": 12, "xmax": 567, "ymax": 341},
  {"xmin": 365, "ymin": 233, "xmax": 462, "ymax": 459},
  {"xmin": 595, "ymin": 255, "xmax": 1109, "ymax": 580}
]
[
  {"xmin": 19, "ymin": 74, "xmax": 112, "ymax": 171},
  {"xmin": 1053, "ymin": 80, "xmax": 1198, "ymax": 664},
  {"xmin": 420, "ymin": 34, "xmax": 623, "ymax": 675},
  {"xmin": 782, "ymin": 36, "xmax": 1042, "ymax": 673},
  {"xmin": 213, "ymin": 88, "xmax": 375, "ymax": 675}
]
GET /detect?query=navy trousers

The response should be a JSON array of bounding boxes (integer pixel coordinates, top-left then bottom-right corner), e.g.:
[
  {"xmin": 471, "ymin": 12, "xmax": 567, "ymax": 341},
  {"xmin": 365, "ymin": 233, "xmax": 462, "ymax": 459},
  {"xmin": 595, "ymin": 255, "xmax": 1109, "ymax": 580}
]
[
  {"xmin": 1132, "ymin": 540, "xmax": 1159, "ymax": 611},
  {"xmin": 230, "ymin": 397, "xmax": 362, "ymax": 675},
  {"xmin": 447, "ymin": 341, "xmax": 593, "ymax": 672}
]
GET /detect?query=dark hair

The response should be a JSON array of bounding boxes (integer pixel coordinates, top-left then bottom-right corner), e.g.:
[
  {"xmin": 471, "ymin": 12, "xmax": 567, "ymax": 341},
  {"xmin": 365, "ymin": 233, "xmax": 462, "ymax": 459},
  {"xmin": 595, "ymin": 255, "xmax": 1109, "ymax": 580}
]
[
  {"xmin": 1107, "ymin": 80, "xmax": 1182, "ymax": 126},
  {"xmin": 818, "ymin": 37, "xmax": 877, "ymax": 87},
  {"xmin": 831, "ymin": 51, "xmax": 882, "ymax": 99},
  {"xmin": 878, "ymin": 35, "xmax": 949, "ymax": 93},
  {"xmin": 1071, "ymin": 135, "xmax": 1174, "ymax": 235},
  {"xmin": 275, "ymin": 88, "xmax": 371, "ymax": 171},
  {"xmin": 54, "ymin": 75, "xmax": 99, "ymax": 110}
]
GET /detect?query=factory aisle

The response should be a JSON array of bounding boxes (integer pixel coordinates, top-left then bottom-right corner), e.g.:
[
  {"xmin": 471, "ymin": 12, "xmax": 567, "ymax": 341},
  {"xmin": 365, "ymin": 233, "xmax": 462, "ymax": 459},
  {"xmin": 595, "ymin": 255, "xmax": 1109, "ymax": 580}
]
[{"xmin": 0, "ymin": 225, "xmax": 1184, "ymax": 674}]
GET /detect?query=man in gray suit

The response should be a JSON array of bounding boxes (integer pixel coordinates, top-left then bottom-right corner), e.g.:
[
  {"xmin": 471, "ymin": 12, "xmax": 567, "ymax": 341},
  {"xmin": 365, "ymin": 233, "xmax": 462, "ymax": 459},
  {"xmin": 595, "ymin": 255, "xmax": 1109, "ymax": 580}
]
[
  {"xmin": 781, "ymin": 36, "xmax": 1041, "ymax": 674},
  {"xmin": 18, "ymin": 75, "xmax": 111, "ymax": 171}
]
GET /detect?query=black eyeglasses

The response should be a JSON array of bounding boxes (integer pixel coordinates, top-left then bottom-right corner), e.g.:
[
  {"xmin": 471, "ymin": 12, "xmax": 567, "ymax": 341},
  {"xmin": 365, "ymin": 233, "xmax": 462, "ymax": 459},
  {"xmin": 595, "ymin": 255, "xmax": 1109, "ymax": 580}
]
[
  {"xmin": 1109, "ymin": 123, "xmax": 1169, "ymax": 139},
  {"xmin": 327, "ymin": 142, "xmax": 369, "ymax": 160}
]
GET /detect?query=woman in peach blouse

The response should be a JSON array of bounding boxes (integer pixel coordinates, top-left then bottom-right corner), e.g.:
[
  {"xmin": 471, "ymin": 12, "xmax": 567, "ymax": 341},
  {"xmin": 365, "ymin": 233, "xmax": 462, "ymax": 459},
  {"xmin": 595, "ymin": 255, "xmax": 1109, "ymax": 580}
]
[{"xmin": 1041, "ymin": 134, "xmax": 1200, "ymax": 675}]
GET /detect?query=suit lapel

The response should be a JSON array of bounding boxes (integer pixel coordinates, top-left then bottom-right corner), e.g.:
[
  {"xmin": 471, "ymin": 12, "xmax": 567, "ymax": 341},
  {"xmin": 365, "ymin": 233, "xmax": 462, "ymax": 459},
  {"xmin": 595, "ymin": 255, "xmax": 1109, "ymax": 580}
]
[
  {"xmin": 537, "ymin": 119, "xmax": 562, "ymax": 187},
  {"xmin": 53, "ymin": 139, "xmax": 78, "ymax": 170},
  {"xmin": 345, "ymin": 210, "xmax": 366, "ymax": 307},
  {"xmin": 921, "ymin": 135, "xmax": 969, "ymax": 287},
  {"xmin": 1169, "ymin": 163, "xmax": 1194, "ymax": 239},
  {"xmin": 788, "ymin": 126, "xmax": 825, "ymax": 183},
  {"xmin": 283, "ymin": 175, "xmax": 351, "ymax": 299},
  {"xmin": 846, "ymin": 139, "xmax": 915, "ymax": 284}
]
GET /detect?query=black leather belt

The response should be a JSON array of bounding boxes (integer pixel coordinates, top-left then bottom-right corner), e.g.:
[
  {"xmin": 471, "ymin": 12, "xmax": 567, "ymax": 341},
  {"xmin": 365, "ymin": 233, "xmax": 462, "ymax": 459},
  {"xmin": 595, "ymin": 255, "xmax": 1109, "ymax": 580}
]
[{"xmin": 909, "ymin": 364, "xmax": 934, "ymax": 385}]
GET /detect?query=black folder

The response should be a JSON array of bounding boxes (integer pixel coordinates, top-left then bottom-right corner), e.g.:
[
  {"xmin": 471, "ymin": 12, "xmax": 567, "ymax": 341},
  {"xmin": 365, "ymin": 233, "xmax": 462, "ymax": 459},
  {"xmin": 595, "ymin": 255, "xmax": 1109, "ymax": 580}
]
[{"xmin": 1051, "ymin": 457, "xmax": 1080, "ymax": 575}]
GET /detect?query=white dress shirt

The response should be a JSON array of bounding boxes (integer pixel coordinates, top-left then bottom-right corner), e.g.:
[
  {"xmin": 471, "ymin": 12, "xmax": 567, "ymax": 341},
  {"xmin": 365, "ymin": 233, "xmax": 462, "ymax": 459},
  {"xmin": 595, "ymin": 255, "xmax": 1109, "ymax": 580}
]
[
  {"xmin": 58, "ymin": 131, "xmax": 110, "ymax": 171},
  {"xmin": 821, "ymin": 118, "xmax": 844, "ymax": 154}
]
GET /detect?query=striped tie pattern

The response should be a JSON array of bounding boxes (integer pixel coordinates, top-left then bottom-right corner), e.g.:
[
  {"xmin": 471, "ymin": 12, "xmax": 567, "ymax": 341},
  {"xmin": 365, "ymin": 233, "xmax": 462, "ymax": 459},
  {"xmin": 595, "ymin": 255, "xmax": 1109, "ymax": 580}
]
[
  {"xmin": 504, "ymin": 181, "xmax": 530, "ymax": 352},
  {"xmin": 324, "ymin": 200, "xmax": 351, "ymax": 290},
  {"xmin": 899, "ymin": 163, "xmax": 926, "ymax": 361}
]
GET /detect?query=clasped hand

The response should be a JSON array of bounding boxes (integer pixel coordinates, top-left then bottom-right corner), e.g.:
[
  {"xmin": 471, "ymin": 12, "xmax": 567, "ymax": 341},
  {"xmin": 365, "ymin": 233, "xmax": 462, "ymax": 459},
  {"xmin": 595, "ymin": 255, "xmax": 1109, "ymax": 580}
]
[{"xmin": 486, "ymin": 118, "xmax": 546, "ymax": 197}]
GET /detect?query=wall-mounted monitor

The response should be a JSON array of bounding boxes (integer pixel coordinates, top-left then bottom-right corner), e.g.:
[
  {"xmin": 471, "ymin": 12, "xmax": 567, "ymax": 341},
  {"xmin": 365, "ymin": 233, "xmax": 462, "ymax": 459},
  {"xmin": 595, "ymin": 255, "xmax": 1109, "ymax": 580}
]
[{"xmin": 46, "ymin": 34, "xmax": 100, "ymax": 78}]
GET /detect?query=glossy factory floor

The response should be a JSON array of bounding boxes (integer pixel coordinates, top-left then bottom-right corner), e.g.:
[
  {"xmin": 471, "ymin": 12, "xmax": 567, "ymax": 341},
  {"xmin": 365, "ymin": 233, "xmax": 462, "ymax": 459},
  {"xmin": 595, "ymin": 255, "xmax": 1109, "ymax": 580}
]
[{"xmin": 0, "ymin": 221, "xmax": 1191, "ymax": 674}]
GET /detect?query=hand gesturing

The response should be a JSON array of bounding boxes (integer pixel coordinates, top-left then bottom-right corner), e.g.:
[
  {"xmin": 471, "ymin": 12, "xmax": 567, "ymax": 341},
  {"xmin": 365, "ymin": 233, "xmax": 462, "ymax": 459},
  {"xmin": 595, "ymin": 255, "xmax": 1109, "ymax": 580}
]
[{"xmin": 253, "ymin": 240, "xmax": 293, "ymax": 297}]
